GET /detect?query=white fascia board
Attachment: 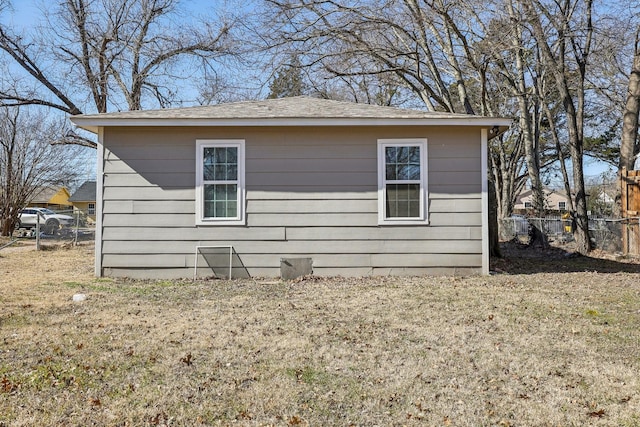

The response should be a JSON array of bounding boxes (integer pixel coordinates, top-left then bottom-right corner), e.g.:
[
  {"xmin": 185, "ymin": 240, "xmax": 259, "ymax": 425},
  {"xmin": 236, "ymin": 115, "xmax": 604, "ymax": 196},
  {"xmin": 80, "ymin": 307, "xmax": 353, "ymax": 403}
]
[{"xmin": 70, "ymin": 117, "xmax": 513, "ymax": 134}]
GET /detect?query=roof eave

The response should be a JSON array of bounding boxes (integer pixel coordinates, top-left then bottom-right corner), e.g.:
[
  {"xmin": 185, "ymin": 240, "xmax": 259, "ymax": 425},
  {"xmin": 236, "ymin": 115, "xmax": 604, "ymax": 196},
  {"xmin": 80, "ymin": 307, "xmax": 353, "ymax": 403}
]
[{"xmin": 71, "ymin": 116, "xmax": 513, "ymax": 134}]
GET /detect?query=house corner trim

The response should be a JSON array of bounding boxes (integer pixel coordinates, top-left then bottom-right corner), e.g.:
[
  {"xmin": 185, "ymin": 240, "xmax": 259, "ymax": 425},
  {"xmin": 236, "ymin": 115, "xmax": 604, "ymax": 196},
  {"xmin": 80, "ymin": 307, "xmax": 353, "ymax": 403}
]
[
  {"xmin": 95, "ymin": 128, "xmax": 104, "ymax": 277},
  {"xmin": 481, "ymin": 128, "xmax": 489, "ymax": 275}
]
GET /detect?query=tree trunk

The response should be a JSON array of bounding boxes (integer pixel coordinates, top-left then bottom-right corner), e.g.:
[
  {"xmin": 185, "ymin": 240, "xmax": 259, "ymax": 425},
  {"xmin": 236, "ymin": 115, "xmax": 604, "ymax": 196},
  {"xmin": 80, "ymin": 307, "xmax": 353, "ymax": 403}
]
[
  {"xmin": 507, "ymin": 0, "xmax": 547, "ymax": 247},
  {"xmin": 620, "ymin": 30, "xmax": 640, "ymax": 172},
  {"xmin": 0, "ymin": 214, "xmax": 16, "ymax": 236},
  {"xmin": 570, "ymin": 138, "xmax": 592, "ymax": 254},
  {"xmin": 523, "ymin": 0, "xmax": 592, "ymax": 255}
]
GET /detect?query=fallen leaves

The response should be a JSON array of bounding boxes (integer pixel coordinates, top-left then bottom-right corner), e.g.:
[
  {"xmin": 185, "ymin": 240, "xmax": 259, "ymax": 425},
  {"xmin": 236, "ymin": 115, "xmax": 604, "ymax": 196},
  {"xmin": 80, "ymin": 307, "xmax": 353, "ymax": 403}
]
[
  {"xmin": 288, "ymin": 415, "xmax": 303, "ymax": 425},
  {"xmin": 180, "ymin": 353, "xmax": 193, "ymax": 366},
  {"xmin": 588, "ymin": 408, "xmax": 606, "ymax": 418},
  {"xmin": 1, "ymin": 376, "xmax": 18, "ymax": 394}
]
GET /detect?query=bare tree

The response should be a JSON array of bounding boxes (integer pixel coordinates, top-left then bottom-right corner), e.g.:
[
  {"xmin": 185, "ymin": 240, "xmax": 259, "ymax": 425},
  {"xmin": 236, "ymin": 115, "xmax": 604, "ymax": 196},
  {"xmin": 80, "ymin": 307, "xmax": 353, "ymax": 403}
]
[
  {"xmin": 262, "ymin": 0, "xmax": 483, "ymax": 113},
  {"xmin": 512, "ymin": 6, "xmax": 545, "ymax": 224},
  {"xmin": 0, "ymin": 107, "xmax": 89, "ymax": 236},
  {"xmin": 520, "ymin": 0, "xmax": 594, "ymax": 254},
  {"xmin": 0, "ymin": 0, "xmax": 236, "ymax": 147}
]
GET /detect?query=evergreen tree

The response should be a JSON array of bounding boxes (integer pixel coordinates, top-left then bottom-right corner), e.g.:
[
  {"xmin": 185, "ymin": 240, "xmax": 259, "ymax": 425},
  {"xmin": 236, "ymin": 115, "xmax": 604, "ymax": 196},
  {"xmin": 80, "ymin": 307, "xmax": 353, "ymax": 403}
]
[{"xmin": 267, "ymin": 56, "xmax": 306, "ymax": 98}]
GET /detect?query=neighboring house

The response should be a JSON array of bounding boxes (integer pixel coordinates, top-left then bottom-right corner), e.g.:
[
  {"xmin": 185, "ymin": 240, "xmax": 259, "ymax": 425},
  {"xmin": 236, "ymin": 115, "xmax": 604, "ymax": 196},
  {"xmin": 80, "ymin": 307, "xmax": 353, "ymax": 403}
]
[
  {"xmin": 589, "ymin": 188, "xmax": 615, "ymax": 216},
  {"xmin": 71, "ymin": 96, "xmax": 511, "ymax": 279},
  {"xmin": 593, "ymin": 189, "xmax": 615, "ymax": 205},
  {"xmin": 69, "ymin": 181, "xmax": 97, "ymax": 220},
  {"xmin": 513, "ymin": 188, "xmax": 575, "ymax": 213},
  {"xmin": 29, "ymin": 186, "xmax": 73, "ymax": 211}
]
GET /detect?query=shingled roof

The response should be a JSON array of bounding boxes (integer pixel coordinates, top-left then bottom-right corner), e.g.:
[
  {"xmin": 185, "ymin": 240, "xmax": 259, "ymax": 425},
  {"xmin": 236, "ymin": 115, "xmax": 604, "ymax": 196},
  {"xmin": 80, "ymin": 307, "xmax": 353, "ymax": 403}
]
[
  {"xmin": 71, "ymin": 96, "xmax": 511, "ymax": 133},
  {"xmin": 69, "ymin": 181, "xmax": 96, "ymax": 202}
]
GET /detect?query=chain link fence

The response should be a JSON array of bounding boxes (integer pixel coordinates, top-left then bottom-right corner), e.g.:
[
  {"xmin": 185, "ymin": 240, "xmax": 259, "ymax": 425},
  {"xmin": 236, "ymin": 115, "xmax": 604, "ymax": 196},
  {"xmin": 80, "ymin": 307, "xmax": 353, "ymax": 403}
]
[
  {"xmin": 499, "ymin": 215, "xmax": 623, "ymax": 252},
  {"xmin": 13, "ymin": 208, "xmax": 95, "ymax": 247}
]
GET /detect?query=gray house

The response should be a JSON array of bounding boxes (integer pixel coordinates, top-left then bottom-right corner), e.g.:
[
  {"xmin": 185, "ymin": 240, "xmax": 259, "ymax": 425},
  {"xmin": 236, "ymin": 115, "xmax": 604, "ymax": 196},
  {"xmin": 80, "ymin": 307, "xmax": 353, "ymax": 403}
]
[
  {"xmin": 69, "ymin": 180, "xmax": 97, "ymax": 220},
  {"xmin": 70, "ymin": 97, "xmax": 510, "ymax": 279}
]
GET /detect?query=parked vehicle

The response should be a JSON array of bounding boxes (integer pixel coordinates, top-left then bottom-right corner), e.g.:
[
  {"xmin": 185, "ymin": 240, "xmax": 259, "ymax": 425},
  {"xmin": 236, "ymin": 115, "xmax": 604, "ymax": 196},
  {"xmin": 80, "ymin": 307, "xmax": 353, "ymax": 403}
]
[{"xmin": 17, "ymin": 208, "xmax": 74, "ymax": 234}]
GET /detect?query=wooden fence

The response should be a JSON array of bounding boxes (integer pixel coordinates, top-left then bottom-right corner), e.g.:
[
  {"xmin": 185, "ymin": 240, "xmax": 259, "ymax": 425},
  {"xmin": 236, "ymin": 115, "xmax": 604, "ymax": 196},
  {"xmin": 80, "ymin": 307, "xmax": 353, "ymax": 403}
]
[{"xmin": 620, "ymin": 167, "xmax": 640, "ymax": 255}]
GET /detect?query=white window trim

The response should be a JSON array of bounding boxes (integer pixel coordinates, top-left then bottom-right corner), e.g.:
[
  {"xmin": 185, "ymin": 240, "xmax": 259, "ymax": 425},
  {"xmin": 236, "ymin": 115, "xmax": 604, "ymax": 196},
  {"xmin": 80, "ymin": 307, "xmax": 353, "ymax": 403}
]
[
  {"xmin": 377, "ymin": 138, "xmax": 429, "ymax": 225},
  {"xmin": 196, "ymin": 139, "xmax": 246, "ymax": 225}
]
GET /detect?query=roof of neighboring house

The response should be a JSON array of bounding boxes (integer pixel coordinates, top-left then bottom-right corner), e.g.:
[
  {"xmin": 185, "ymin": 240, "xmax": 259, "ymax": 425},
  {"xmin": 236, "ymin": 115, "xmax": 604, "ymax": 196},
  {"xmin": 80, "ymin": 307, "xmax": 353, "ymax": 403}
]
[
  {"xmin": 594, "ymin": 189, "xmax": 615, "ymax": 202},
  {"xmin": 71, "ymin": 96, "xmax": 512, "ymax": 133},
  {"xmin": 69, "ymin": 181, "xmax": 96, "ymax": 202},
  {"xmin": 30, "ymin": 187, "xmax": 58, "ymax": 203},
  {"xmin": 516, "ymin": 188, "xmax": 574, "ymax": 199},
  {"xmin": 30, "ymin": 186, "xmax": 72, "ymax": 205}
]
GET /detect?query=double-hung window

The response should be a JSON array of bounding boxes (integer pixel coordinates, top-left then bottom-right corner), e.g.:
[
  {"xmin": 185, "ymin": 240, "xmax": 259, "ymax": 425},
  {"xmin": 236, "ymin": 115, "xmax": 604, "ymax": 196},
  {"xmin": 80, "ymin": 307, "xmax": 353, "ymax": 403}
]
[
  {"xmin": 377, "ymin": 139, "xmax": 428, "ymax": 224},
  {"xmin": 196, "ymin": 140, "xmax": 245, "ymax": 225}
]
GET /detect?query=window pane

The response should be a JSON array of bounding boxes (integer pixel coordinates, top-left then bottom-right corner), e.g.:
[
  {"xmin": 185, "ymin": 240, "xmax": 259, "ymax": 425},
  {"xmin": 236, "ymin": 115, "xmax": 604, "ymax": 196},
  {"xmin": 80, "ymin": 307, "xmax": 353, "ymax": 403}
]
[
  {"xmin": 408, "ymin": 164, "xmax": 420, "ymax": 180},
  {"xmin": 215, "ymin": 184, "xmax": 229, "ymax": 199},
  {"xmin": 386, "ymin": 164, "xmax": 396, "ymax": 180},
  {"xmin": 227, "ymin": 148, "xmax": 237, "ymax": 163},
  {"xmin": 385, "ymin": 146, "xmax": 396, "ymax": 164},
  {"xmin": 409, "ymin": 147, "xmax": 420, "ymax": 163},
  {"xmin": 214, "ymin": 147, "xmax": 227, "ymax": 163},
  {"xmin": 214, "ymin": 164, "xmax": 226, "ymax": 180},
  {"xmin": 385, "ymin": 147, "xmax": 396, "ymax": 180},
  {"xmin": 227, "ymin": 201, "xmax": 237, "ymax": 217},
  {"xmin": 203, "ymin": 146, "xmax": 238, "ymax": 181},
  {"xmin": 203, "ymin": 164, "xmax": 216, "ymax": 181},
  {"xmin": 397, "ymin": 198, "xmax": 409, "ymax": 217},
  {"xmin": 408, "ymin": 185, "xmax": 420, "ymax": 201},
  {"xmin": 395, "ymin": 164, "xmax": 420, "ymax": 180},
  {"xmin": 408, "ymin": 201, "xmax": 420, "ymax": 216},
  {"xmin": 204, "ymin": 184, "xmax": 215, "ymax": 201},
  {"xmin": 385, "ymin": 145, "xmax": 420, "ymax": 181},
  {"xmin": 215, "ymin": 201, "xmax": 227, "ymax": 217},
  {"xmin": 227, "ymin": 164, "xmax": 238, "ymax": 180},
  {"xmin": 397, "ymin": 146, "xmax": 409, "ymax": 163},
  {"xmin": 204, "ymin": 201, "xmax": 215, "ymax": 217},
  {"xmin": 203, "ymin": 147, "xmax": 216, "ymax": 164},
  {"xmin": 204, "ymin": 184, "xmax": 238, "ymax": 218},
  {"xmin": 385, "ymin": 183, "xmax": 420, "ymax": 218}
]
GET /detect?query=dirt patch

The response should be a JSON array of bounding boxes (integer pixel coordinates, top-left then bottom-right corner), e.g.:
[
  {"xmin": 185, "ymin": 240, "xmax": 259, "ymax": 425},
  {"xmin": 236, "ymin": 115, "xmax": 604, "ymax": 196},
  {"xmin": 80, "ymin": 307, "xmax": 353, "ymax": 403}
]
[
  {"xmin": 1, "ymin": 244, "xmax": 640, "ymax": 426},
  {"xmin": 493, "ymin": 241, "xmax": 640, "ymax": 274}
]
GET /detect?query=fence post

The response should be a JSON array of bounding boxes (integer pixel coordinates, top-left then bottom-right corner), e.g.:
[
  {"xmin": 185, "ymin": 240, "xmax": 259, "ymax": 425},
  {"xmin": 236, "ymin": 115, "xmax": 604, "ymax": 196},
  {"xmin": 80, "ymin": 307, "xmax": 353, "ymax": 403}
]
[
  {"xmin": 74, "ymin": 210, "xmax": 79, "ymax": 246},
  {"xmin": 621, "ymin": 167, "xmax": 628, "ymax": 254},
  {"xmin": 36, "ymin": 212, "xmax": 41, "ymax": 251}
]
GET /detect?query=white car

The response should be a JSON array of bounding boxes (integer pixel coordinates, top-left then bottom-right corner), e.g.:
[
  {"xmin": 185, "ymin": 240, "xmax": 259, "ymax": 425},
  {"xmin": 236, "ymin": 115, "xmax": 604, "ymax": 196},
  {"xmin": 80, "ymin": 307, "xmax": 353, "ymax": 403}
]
[{"xmin": 18, "ymin": 208, "xmax": 74, "ymax": 234}]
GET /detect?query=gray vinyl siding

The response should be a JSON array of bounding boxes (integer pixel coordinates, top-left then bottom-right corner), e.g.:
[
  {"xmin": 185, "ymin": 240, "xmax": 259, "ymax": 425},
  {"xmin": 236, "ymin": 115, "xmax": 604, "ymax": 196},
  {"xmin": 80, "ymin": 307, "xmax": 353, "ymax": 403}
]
[{"xmin": 100, "ymin": 126, "xmax": 484, "ymax": 278}]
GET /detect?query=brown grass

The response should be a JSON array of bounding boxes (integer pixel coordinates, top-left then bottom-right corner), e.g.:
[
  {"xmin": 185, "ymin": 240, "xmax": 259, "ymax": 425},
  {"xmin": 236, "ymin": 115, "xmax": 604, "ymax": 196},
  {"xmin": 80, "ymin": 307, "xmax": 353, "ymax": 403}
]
[{"xmin": 1, "ymin": 243, "xmax": 640, "ymax": 426}]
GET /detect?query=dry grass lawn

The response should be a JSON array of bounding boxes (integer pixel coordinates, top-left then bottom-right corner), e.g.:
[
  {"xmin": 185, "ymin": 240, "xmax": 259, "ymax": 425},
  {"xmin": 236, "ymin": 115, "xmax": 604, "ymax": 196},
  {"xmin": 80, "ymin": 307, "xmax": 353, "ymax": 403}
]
[{"xmin": 1, "ymin": 241, "xmax": 640, "ymax": 426}]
